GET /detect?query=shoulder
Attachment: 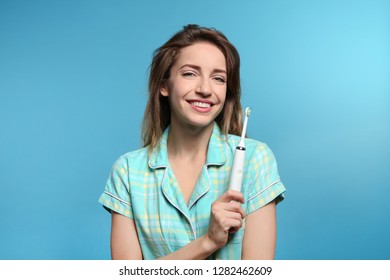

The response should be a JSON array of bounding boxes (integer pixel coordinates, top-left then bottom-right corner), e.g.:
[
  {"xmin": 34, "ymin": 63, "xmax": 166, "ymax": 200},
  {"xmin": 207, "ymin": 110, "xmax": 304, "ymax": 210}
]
[
  {"xmin": 111, "ymin": 147, "xmax": 149, "ymax": 170},
  {"xmin": 246, "ymin": 139, "xmax": 274, "ymax": 159}
]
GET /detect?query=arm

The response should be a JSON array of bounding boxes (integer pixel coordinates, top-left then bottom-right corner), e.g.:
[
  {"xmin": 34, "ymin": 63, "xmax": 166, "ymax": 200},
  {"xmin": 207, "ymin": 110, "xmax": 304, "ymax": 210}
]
[
  {"xmin": 110, "ymin": 190, "xmax": 245, "ymax": 260},
  {"xmin": 241, "ymin": 200, "xmax": 277, "ymax": 260},
  {"xmin": 111, "ymin": 211, "xmax": 143, "ymax": 259},
  {"xmin": 111, "ymin": 212, "xmax": 218, "ymax": 260}
]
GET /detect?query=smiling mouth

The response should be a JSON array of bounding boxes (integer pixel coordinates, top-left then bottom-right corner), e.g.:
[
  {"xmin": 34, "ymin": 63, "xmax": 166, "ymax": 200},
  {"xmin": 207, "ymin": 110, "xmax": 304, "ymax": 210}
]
[{"xmin": 189, "ymin": 101, "xmax": 212, "ymax": 108}]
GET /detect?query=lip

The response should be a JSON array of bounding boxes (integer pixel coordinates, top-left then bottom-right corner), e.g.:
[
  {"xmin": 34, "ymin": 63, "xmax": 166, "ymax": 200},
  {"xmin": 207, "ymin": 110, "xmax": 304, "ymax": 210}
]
[
  {"xmin": 186, "ymin": 99, "xmax": 215, "ymax": 106},
  {"xmin": 186, "ymin": 99, "xmax": 215, "ymax": 113}
]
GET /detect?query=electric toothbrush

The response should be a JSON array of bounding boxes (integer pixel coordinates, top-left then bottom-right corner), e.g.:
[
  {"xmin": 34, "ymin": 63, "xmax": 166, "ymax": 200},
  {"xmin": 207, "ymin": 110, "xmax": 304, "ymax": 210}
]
[{"xmin": 228, "ymin": 107, "xmax": 251, "ymax": 192}]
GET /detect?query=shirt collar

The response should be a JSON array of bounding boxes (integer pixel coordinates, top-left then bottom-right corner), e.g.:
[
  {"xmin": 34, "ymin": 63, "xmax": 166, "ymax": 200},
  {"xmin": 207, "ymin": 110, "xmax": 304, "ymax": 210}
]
[{"xmin": 148, "ymin": 122, "xmax": 227, "ymax": 169}]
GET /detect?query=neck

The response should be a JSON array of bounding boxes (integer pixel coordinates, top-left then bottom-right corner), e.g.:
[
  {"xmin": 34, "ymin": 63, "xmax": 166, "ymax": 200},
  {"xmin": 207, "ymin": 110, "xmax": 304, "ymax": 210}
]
[{"xmin": 167, "ymin": 121, "xmax": 214, "ymax": 161}]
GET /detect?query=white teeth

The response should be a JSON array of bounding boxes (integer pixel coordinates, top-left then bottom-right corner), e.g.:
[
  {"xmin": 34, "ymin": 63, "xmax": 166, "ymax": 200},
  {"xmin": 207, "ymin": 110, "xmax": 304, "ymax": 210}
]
[{"xmin": 190, "ymin": 101, "xmax": 211, "ymax": 108}]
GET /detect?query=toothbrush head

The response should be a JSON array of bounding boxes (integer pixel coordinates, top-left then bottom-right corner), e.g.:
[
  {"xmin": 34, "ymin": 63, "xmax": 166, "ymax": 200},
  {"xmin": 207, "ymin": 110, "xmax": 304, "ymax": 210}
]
[{"xmin": 245, "ymin": 107, "xmax": 251, "ymax": 117}]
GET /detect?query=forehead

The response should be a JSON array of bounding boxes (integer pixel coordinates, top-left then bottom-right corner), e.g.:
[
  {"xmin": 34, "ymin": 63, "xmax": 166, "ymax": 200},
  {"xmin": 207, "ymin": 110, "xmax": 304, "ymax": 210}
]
[{"xmin": 174, "ymin": 42, "xmax": 226, "ymax": 70}]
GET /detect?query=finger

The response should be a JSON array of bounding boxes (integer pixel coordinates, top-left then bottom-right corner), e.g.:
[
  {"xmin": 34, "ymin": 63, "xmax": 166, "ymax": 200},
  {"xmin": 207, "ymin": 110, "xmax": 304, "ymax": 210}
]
[
  {"xmin": 219, "ymin": 218, "xmax": 242, "ymax": 233},
  {"xmin": 226, "ymin": 218, "xmax": 243, "ymax": 232},
  {"xmin": 223, "ymin": 201, "xmax": 246, "ymax": 219},
  {"xmin": 218, "ymin": 190, "xmax": 245, "ymax": 204},
  {"xmin": 214, "ymin": 200, "xmax": 245, "ymax": 219},
  {"xmin": 220, "ymin": 209, "xmax": 243, "ymax": 221},
  {"xmin": 217, "ymin": 209, "xmax": 244, "ymax": 233},
  {"xmin": 214, "ymin": 203, "xmax": 242, "ymax": 219}
]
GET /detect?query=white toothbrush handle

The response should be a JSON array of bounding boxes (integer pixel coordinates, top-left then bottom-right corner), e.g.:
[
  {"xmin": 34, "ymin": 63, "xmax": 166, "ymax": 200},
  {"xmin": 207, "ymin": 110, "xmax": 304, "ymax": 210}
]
[{"xmin": 228, "ymin": 148, "xmax": 246, "ymax": 192}]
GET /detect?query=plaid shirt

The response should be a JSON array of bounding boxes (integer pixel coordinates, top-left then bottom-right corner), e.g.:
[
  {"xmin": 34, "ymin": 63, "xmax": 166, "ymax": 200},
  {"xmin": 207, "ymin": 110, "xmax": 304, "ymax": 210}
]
[{"xmin": 99, "ymin": 123, "xmax": 286, "ymax": 259}]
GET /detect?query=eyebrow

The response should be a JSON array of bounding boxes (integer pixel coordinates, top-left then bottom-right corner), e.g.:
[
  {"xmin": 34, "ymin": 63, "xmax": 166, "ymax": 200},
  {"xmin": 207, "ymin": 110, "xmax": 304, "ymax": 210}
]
[{"xmin": 179, "ymin": 64, "xmax": 227, "ymax": 74}]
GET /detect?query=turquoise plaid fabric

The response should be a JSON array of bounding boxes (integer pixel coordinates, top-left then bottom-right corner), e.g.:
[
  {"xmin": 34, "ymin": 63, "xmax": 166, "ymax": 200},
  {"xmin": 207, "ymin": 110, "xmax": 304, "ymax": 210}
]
[{"xmin": 99, "ymin": 122, "xmax": 286, "ymax": 259}]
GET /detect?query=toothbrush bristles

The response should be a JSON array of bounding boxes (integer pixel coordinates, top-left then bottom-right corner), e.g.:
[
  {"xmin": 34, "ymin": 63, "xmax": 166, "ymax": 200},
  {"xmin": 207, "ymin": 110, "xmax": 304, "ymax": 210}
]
[{"xmin": 245, "ymin": 107, "xmax": 251, "ymax": 116}]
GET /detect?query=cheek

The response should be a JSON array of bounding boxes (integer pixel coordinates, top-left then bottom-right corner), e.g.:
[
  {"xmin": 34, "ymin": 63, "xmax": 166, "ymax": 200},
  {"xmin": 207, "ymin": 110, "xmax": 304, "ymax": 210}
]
[
  {"xmin": 217, "ymin": 86, "xmax": 227, "ymax": 103},
  {"xmin": 169, "ymin": 80, "xmax": 192, "ymax": 97}
]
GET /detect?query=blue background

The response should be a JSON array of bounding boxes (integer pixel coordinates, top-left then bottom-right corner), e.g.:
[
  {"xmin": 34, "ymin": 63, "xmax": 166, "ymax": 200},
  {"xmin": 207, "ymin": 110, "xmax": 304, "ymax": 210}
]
[{"xmin": 0, "ymin": 0, "xmax": 389, "ymax": 260}]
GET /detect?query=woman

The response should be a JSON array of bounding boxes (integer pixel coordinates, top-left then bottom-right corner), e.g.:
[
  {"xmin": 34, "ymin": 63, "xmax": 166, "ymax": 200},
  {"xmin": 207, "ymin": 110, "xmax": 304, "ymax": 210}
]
[{"xmin": 99, "ymin": 24, "xmax": 286, "ymax": 260}]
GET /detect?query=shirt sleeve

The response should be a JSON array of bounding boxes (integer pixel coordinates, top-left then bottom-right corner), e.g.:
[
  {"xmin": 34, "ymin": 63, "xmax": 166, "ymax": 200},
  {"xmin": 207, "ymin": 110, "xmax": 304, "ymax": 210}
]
[
  {"xmin": 98, "ymin": 156, "xmax": 133, "ymax": 219},
  {"xmin": 245, "ymin": 143, "xmax": 286, "ymax": 215}
]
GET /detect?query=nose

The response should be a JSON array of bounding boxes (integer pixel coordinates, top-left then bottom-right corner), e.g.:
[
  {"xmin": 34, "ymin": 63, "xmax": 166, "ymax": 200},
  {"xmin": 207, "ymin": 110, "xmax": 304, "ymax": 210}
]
[{"xmin": 196, "ymin": 78, "xmax": 212, "ymax": 97}]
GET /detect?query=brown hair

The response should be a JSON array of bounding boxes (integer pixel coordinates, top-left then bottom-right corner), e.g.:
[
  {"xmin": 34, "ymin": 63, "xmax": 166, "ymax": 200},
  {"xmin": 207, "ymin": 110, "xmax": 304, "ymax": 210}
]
[{"xmin": 142, "ymin": 24, "xmax": 242, "ymax": 149}]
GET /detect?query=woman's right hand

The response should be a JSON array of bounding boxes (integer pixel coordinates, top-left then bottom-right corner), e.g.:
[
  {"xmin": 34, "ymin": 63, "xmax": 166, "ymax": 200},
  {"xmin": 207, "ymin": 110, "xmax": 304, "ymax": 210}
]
[{"xmin": 205, "ymin": 190, "xmax": 246, "ymax": 249}]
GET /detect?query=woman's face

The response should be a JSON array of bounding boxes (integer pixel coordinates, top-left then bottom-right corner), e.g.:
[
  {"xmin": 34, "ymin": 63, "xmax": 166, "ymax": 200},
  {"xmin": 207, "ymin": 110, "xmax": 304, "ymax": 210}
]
[{"xmin": 161, "ymin": 42, "xmax": 227, "ymax": 130}]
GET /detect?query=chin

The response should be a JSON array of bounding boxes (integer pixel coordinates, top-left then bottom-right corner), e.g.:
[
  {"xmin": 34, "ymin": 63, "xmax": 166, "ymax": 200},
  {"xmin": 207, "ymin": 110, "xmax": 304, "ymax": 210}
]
[
  {"xmin": 173, "ymin": 107, "xmax": 222, "ymax": 130},
  {"xmin": 185, "ymin": 117, "xmax": 215, "ymax": 129}
]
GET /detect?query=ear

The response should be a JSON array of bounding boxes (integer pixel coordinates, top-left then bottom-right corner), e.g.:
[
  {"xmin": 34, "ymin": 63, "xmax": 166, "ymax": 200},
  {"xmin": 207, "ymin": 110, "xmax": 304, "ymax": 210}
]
[{"xmin": 160, "ymin": 83, "xmax": 169, "ymax": 97}]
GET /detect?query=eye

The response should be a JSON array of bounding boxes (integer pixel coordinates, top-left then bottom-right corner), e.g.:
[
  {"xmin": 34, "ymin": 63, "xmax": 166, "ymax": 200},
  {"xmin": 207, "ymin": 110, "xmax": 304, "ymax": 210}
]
[
  {"xmin": 213, "ymin": 76, "xmax": 226, "ymax": 84},
  {"xmin": 182, "ymin": 71, "xmax": 197, "ymax": 78}
]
